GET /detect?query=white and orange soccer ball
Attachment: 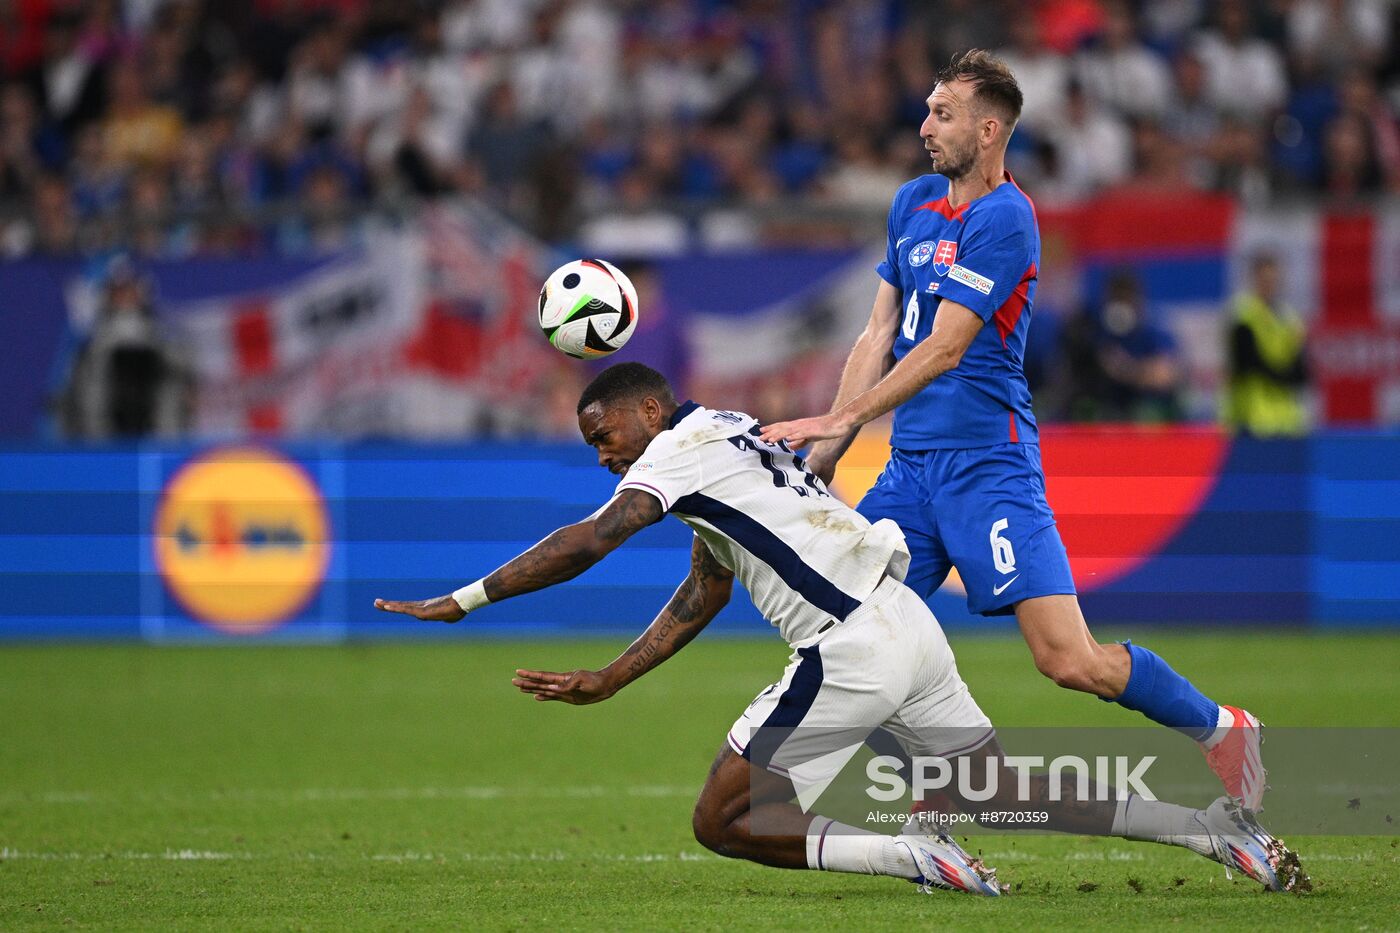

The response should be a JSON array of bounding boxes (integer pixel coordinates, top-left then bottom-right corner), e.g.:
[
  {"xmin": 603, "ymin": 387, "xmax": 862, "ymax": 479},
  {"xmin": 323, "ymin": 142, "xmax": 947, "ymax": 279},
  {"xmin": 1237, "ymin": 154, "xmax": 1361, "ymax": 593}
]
[{"xmin": 537, "ymin": 258, "xmax": 639, "ymax": 359}]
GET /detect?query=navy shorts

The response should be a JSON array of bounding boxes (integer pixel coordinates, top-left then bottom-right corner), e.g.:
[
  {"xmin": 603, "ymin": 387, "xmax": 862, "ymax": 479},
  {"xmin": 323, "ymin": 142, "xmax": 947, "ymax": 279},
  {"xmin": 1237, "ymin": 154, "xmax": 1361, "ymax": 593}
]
[{"xmin": 856, "ymin": 443, "xmax": 1076, "ymax": 616}]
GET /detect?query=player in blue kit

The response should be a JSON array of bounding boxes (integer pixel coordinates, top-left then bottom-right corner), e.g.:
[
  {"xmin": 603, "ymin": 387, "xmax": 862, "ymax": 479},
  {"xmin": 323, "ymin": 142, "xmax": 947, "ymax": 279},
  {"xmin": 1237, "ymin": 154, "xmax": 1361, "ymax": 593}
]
[{"xmin": 761, "ymin": 50, "xmax": 1266, "ymax": 812}]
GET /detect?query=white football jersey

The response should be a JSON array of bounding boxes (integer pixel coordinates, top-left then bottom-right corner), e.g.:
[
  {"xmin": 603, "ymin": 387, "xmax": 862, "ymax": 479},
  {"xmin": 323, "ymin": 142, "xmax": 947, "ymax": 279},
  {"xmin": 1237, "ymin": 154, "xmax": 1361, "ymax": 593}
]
[{"xmin": 615, "ymin": 402, "xmax": 910, "ymax": 646}]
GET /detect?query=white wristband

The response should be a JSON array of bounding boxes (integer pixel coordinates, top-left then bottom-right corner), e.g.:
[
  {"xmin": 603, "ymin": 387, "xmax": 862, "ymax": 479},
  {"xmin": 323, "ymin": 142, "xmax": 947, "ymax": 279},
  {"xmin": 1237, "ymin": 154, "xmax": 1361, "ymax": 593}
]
[{"xmin": 451, "ymin": 579, "xmax": 490, "ymax": 614}]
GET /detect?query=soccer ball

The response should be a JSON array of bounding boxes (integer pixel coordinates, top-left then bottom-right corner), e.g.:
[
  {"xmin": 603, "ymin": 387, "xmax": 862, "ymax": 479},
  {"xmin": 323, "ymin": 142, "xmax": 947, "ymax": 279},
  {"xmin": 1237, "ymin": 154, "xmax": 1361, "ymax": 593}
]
[{"xmin": 537, "ymin": 259, "xmax": 639, "ymax": 359}]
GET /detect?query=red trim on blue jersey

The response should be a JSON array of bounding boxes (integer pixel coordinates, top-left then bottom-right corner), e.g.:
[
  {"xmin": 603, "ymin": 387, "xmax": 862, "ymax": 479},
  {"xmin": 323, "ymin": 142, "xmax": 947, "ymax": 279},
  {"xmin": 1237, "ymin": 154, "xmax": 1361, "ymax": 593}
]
[
  {"xmin": 993, "ymin": 262, "xmax": 1038, "ymax": 347},
  {"xmin": 1008, "ymin": 412, "xmax": 1019, "ymax": 443},
  {"xmin": 1003, "ymin": 170, "xmax": 1038, "ymax": 228},
  {"xmin": 913, "ymin": 196, "xmax": 970, "ymax": 222}
]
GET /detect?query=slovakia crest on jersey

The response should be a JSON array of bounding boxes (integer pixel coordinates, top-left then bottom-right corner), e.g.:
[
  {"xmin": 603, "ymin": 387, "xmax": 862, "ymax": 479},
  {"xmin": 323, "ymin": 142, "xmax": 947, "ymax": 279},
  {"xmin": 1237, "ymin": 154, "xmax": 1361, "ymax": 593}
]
[
  {"xmin": 909, "ymin": 240, "xmax": 935, "ymax": 267},
  {"xmin": 932, "ymin": 239, "xmax": 958, "ymax": 276}
]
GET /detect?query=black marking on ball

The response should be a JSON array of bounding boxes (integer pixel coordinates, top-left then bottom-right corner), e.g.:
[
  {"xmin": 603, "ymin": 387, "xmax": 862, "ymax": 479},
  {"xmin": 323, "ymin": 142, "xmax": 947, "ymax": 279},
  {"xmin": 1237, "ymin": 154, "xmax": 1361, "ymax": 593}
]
[
  {"xmin": 562, "ymin": 272, "xmax": 581, "ymax": 289},
  {"xmin": 617, "ymin": 287, "xmax": 634, "ymax": 333},
  {"xmin": 584, "ymin": 320, "xmax": 616, "ymax": 353}
]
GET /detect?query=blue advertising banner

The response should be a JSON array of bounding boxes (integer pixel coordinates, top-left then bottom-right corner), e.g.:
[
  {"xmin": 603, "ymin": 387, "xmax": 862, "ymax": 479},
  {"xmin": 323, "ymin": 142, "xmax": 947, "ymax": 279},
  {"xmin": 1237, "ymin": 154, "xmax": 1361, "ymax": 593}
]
[{"xmin": 0, "ymin": 429, "xmax": 1395, "ymax": 641}]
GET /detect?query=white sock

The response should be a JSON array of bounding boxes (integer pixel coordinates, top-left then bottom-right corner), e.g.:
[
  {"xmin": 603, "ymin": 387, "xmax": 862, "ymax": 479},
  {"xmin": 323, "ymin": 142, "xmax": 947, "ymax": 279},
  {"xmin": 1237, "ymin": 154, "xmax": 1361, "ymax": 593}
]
[
  {"xmin": 1111, "ymin": 795, "xmax": 1212, "ymax": 856},
  {"xmin": 805, "ymin": 816, "xmax": 920, "ymax": 878},
  {"xmin": 1201, "ymin": 706, "xmax": 1234, "ymax": 750}
]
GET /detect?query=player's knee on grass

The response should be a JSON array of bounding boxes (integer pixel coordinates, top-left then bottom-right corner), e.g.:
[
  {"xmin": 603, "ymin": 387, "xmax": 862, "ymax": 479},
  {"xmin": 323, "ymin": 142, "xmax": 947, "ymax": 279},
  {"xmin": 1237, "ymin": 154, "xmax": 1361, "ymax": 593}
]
[
  {"xmin": 693, "ymin": 746, "xmax": 800, "ymax": 859},
  {"xmin": 692, "ymin": 785, "xmax": 763, "ymax": 858},
  {"xmin": 691, "ymin": 747, "xmax": 753, "ymax": 857},
  {"xmin": 691, "ymin": 795, "xmax": 728, "ymax": 851}
]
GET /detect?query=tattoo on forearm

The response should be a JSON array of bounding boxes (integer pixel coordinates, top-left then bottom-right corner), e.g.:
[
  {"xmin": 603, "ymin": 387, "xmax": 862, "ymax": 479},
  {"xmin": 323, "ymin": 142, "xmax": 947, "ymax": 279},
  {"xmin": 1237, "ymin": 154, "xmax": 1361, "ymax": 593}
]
[
  {"xmin": 614, "ymin": 538, "xmax": 732, "ymax": 683},
  {"xmin": 484, "ymin": 526, "xmax": 595, "ymax": 600},
  {"xmin": 483, "ymin": 491, "xmax": 665, "ymax": 602},
  {"xmin": 620, "ymin": 577, "xmax": 707, "ymax": 680}
]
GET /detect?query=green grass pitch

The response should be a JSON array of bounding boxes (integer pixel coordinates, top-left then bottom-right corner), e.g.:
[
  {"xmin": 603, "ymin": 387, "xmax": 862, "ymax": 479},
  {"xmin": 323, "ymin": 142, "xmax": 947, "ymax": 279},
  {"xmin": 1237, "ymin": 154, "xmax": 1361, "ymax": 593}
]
[{"xmin": 2, "ymin": 632, "xmax": 1397, "ymax": 930}]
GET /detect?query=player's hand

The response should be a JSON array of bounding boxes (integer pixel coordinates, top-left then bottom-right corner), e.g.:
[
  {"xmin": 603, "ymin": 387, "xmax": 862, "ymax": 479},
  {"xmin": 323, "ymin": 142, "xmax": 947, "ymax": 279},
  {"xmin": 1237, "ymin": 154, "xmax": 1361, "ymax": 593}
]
[
  {"xmin": 759, "ymin": 412, "xmax": 850, "ymax": 449},
  {"xmin": 512, "ymin": 668, "xmax": 616, "ymax": 705},
  {"xmin": 373, "ymin": 595, "xmax": 466, "ymax": 623}
]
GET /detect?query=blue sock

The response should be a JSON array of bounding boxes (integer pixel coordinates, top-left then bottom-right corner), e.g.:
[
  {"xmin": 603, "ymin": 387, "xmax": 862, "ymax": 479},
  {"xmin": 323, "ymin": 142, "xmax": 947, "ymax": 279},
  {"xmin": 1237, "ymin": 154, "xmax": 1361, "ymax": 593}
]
[{"xmin": 1111, "ymin": 641, "xmax": 1219, "ymax": 742}]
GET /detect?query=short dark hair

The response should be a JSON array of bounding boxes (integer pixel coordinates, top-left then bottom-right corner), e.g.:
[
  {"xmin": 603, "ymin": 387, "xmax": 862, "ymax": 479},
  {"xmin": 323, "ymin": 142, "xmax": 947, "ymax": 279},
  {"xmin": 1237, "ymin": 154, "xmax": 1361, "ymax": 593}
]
[
  {"xmin": 937, "ymin": 49, "xmax": 1023, "ymax": 127},
  {"xmin": 577, "ymin": 362, "xmax": 676, "ymax": 415}
]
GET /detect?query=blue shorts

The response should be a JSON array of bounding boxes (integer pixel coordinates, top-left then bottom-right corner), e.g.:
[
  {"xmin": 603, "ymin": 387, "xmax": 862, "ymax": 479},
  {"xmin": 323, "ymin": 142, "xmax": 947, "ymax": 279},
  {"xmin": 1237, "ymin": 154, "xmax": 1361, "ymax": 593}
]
[{"xmin": 856, "ymin": 443, "xmax": 1076, "ymax": 616}]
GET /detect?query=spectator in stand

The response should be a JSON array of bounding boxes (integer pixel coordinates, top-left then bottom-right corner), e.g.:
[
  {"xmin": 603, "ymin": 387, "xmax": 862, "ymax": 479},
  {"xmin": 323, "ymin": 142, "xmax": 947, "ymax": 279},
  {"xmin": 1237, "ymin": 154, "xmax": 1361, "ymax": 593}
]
[
  {"xmin": 0, "ymin": 80, "xmax": 46, "ymax": 199},
  {"xmin": 26, "ymin": 171, "xmax": 77, "ymax": 254},
  {"xmin": 768, "ymin": 101, "xmax": 829, "ymax": 193},
  {"xmin": 1138, "ymin": 0, "xmax": 1207, "ymax": 49},
  {"xmin": 466, "ymin": 80, "xmax": 550, "ymax": 207},
  {"xmin": 1320, "ymin": 111, "xmax": 1383, "ymax": 198},
  {"xmin": 1271, "ymin": 48, "xmax": 1340, "ymax": 190},
  {"xmin": 820, "ymin": 129, "xmax": 907, "ymax": 209},
  {"xmin": 1193, "ymin": 0, "xmax": 1288, "ymax": 121},
  {"xmin": 907, "ymin": 0, "xmax": 1006, "ymax": 71},
  {"xmin": 1065, "ymin": 268, "xmax": 1183, "ymax": 423},
  {"xmin": 1161, "ymin": 49, "xmax": 1220, "ymax": 188},
  {"xmin": 1045, "ymin": 80, "xmax": 1132, "ymax": 198},
  {"xmin": 276, "ymin": 160, "xmax": 363, "ymax": 255},
  {"xmin": 1222, "ymin": 252, "xmax": 1308, "ymax": 437},
  {"xmin": 103, "ymin": 54, "xmax": 182, "ymax": 168},
  {"xmin": 75, "ymin": 0, "xmax": 126, "ymax": 67},
  {"xmin": 1335, "ymin": 67, "xmax": 1400, "ymax": 191},
  {"xmin": 283, "ymin": 18, "xmax": 350, "ymax": 143},
  {"xmin": 1287, "ymin": 0, "xmax": 1387, "ymax": 79},
  {"xmin": 1116, "ymin": 117, "xmax": 1196, "ymax": 193},
  {"xmin": 0, "ymin": 0, "xmax": 1392, "ymax": 265},
  {"xmin": 995, "ymin": 16, "xmax": 1070, "ymax": 132},
  {"xmin": 1075, "ymin": 0, "xmax": 1172, "ymax": 118},
  {"xmin": 68, "ymin": 121, "xmax": 124, "ymax": 217},
  {"xmin": 61, "ymin": 259, "xmax": 189, "ymax": 439},
  {"xmin": 367, "ymin": 82, "xmax": 460, "ymax": 198},
  {"xmin": 1212, "ymin": 114, "xmax": 1274, "ymax": 203},
  {"xmin": 25, "ymin": 10, "xmax": 105, "ymax": 136},
  {"xmin": 126, "ymin": 165, "xmax": 182, "ymax": 257}
]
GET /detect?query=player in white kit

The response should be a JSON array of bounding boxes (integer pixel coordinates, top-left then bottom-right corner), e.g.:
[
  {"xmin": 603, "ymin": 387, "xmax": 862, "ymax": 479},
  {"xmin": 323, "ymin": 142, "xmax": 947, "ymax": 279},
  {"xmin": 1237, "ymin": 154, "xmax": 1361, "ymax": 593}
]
[{"xmin": 375, "ymin": 363, "xmax": 1304, "ymax": 895}]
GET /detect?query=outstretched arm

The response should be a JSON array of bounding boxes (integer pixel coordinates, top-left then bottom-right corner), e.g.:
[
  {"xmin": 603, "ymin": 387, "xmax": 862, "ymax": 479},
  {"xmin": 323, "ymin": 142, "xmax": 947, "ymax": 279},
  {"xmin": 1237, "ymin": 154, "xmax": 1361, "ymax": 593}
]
[
  {"xmin": 802, "ymin": 280, "xmax": 901, "ymax": 484},
  {"xmin": 373, "ymin": 489, "xmax": 664, "ymax": 622},
  {"xmin": 512, "ymin": 535, "xmax": 735, "ymax": 704},
  {"xmin": 760, "ymin": 300, "xmax": 984, "ymax": 451}
]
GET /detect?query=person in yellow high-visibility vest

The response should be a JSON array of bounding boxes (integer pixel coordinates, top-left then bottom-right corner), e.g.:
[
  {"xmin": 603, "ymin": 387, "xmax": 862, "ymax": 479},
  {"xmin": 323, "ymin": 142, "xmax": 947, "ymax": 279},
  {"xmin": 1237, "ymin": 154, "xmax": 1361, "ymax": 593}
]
[{"xmin": 1223, "ymin": 253, "xmax": 1309, "ymax": 437}]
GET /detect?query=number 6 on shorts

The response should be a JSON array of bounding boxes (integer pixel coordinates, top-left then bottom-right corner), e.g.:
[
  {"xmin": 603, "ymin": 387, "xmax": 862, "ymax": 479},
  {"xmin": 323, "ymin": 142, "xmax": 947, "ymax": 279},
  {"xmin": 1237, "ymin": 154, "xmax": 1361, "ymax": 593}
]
[{"xmin": 990, "ymin": 518, "xmax": 1016, "ymax": 574}]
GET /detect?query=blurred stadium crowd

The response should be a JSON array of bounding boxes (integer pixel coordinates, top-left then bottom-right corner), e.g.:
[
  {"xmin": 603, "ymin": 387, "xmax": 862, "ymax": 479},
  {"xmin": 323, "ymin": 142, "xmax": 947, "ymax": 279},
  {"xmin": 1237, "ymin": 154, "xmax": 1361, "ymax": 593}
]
[{"xmin": 0, "ymin": 0, "xmax": 1397, "ymax": 258}]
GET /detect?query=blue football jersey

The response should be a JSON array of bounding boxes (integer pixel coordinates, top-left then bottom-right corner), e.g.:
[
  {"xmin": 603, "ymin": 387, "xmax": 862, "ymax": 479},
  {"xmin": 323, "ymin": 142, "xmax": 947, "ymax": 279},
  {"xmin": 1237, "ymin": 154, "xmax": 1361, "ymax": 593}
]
[{"xmin": 875, "ymin": 172, "xmax": 1041, "ymax": 449}]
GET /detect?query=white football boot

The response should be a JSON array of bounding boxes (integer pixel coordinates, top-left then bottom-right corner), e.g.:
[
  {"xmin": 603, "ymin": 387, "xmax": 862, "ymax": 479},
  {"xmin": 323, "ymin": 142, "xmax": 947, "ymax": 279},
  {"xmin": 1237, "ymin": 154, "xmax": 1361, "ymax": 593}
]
[
  {"xmin": 1192, "ymin": 796, "xmax": 1310, "ymax": 892},
  {"xmin": 893, "ymin": 829, "xmax": 1005, "ymax": 896}
]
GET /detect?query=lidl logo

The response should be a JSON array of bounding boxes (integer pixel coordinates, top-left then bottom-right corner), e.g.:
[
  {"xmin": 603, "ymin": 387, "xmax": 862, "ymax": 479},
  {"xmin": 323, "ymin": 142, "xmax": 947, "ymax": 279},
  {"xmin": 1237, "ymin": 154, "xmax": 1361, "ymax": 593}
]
[{"xmin": 154, "ymin": 447, "xmax": 330, "ymax": 634}]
